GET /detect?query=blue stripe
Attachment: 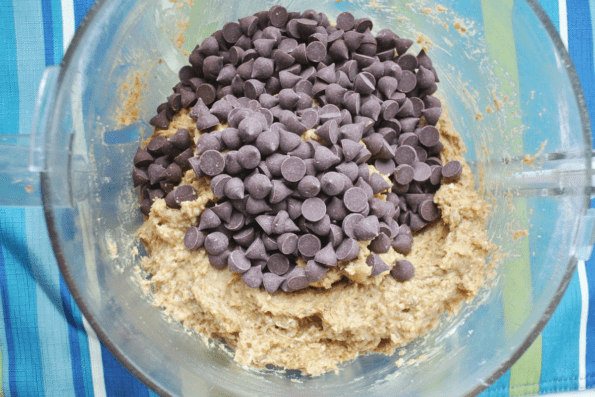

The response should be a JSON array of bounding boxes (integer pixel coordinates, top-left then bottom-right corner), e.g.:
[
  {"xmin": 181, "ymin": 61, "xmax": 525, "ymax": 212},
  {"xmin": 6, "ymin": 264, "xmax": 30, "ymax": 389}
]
[
  {"xmin": 101, "ymin": 343, "xmax": 151, "ymax": 397},
  {"xmin": 12, "ymin": 0, "xmax": 46, "ymax": 136},
  {"xmin": 0, "ymin": 2, "xmax": 19, "ymax": 136},
  {"xmin": 538, "ymin": 0, "xmax": 560, "ymax": 33},
  {"xmin": 40, "ymin": 0, "xmax": 54, "ymax": 66},
  {"xmin": 586, "ymin": 198, "xmax": 595, "ymax": 387},
  {"xmin": 60, "ymin": 276, "xmax": 87, "ymax": 397},
  {"xmin": 567, "ymin": 0, "xmax": 595, "ymax": 150},
  {"xmin": 73, "ymin": 0, "xmax": 95, "ymax": 28},
  {"xmin": 0, "ymin": 256, "xmax": 13, "ymax": 397},
  {"xmin": 26, "ymin": 207, "xmax": 77, "ymax": 397},
  {"xmin": 540, "ymin": 269, "xmax": 581, "ymax": 393},
  {"xmin": 71, "ymin": 296, "xmax": 96, "ymax": 397},
  {"xmin": 591, "ymin": 0, "xmax": 595, "ymax": 74},
  {"xmin": 0, "ymin": 208, "xmax": 44, "ymax": 395},
  {"xmin": 50, "ymin": 0, "xmax": 63, "ymax": 64}
]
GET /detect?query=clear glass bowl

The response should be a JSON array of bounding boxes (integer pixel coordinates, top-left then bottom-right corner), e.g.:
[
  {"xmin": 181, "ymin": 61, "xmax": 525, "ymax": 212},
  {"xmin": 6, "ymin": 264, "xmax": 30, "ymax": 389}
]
[{"xmin": 15, "ymin": 0, "xmax": 594, "ymax": 395}]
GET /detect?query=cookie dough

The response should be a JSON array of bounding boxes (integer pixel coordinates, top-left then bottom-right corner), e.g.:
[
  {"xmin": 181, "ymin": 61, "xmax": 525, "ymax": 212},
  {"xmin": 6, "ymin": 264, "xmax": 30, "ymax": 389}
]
[{"xmin": 137, "ymin": 106, "xmax": 491, "ymax": 375}]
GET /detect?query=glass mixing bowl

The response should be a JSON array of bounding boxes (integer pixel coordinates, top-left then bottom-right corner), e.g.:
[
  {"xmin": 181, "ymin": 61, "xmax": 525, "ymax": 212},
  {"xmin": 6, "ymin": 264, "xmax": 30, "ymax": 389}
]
[{"xmin": 1, "ymin": 0, "xmax": 593, "ymax": 395}]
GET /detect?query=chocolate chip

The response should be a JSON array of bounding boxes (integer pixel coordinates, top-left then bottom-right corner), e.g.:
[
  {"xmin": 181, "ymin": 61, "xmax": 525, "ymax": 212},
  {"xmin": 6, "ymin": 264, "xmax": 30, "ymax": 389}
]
[
  {"xmin": 288, "ymin": 141, "xmax": 314, "ymax": 159},
  {"xmin": 199, "ymin": 150, "xmax": 225, "ymax": 176},
  {"xmin": 246, "ymin": 237, "xmax": 269, "ymax": 261},
  {"xmin": 241, "ymin": 266, "xmax": 263, "ymax": 288},
  {"xmin": 298, "ymin": 234, "xmax": 322, "ymax": 257},
  {"xmin": 296, "ymin": 175, "xmax": 321, "ymax": 198},
  {"xmin": 269, "ymin": 179, "xmax": 294, "ymax": 203},
  {"xmin": 397, "ymin": 70, "xmax": 417, "ymax": 93},
  {"xmin": 355, "ymin": 177, "xmax": 374, "ymax": 199},
  {"xmin": 283, "ymin": 267, "xmax": 310, "ymax": 291},
  {"xmin": 342, "ymin": 213, "xmax": 364, "ymax": 238},
  {"xmin": 227, "ymin": 249, "xmax": 251, "ymax": 273},
  {"xmin": 244, "ymin": 79, "xmax": 266, "ymax": 99},
  {"xmin": 391, "ymin": 234, "xmax": 412, "ymax": 255},
  {"xmin": 236, "ymin": 145, "xmax": 261, "ymax": 170},
  {"xmin": 336, "ymin": 238, "xmax": 360, "ymax": 261},
  {"xmin": 375, "ymin": 158, "xmax": 396, "ymax": 175},
  {"xmin": 314, "ymin": 242, "xmax": 337, "ymax": 267},
  {"xmin": 184, "ymin": 226, "xmax": 205, "ymax": 250},
  {"xmin": 325, "ymin": 84, "xmax": 348, "ymax": 106},
  {"xmin": 429, "ymin": 165, "xmax": 442, "ymax": 185},
  {"xmin": 366, "ymin": 253, "xmax": 390, "ymax": 276},
  {"xmin": 252, "ymin": 57, "xmax": 275, "ymax": 79},
  {"xmin": 442, "ymin": 160, "xmax": 462, "ymax": 180},
  {"xmin": 263, "ymin": 272, "xmax": 285, "ymax": 293},
  {"xmin": 197, "ymin": 208, "xmax": 220, "ymax": 230},
  {"xmin": 279, "ymin": 156, "xmax": 306, "ymax": 183},
  {"xmin": 305, "ymin": 260, "xmax": 328, "ymax": 283},
  {"xmin": 354, "ymin": 73, "xmax": 376, "ymax": 95},
  {"xmin": 369, "ymin": 232, "xmax": 392, "ymax": 254},
  {"xmin": 320, "ymin": 172, "xmax": 344, "ymax": 196},
  {"xmin": 340, "ymin": 187, "xmax": 365, "ymax": 213},
  {"xmin": 315, "ymin": 120, "xmax": 339, "ymax": 144},
  {"xmin": 422, "ymin": 107, "xmax": 442, "ymax": 126},
  {"xmin": 302, "ymin": 197, "xmax": 327, "ymax": 222},
  {"xmin": 412, "ymin": 162, "xmax": 432, "ymax": 182},
  {"xmin": 266, "ymin": 253, "xmax": 290, "ymax": 276},
  {"xmin": 418, "ymin": 125, "xmax": 440, "ymax": 147},
  {"xmin": 279, "ymin": 70, "xmax": 302, "ymax": 90},
  {"xmin": 306, "ymin": 41, "xmax": 327, "ymax": 63},
  {"xmin": 204, "ymin": 232, "xmax": 229, "ymax": 255},
  {"xmin": 208, "ymin": 251, "xmax": 230, "ymax": 269},
  {"xmin": 339, "ymin": 123, "xmax": 364, "ymax": 142},
  {"xmin": 132, "ymin": 168, "xmax": 149, "ymax": 187},
  {"xmin": 242, "ymin": 173, "xmax": 271, "ymax": 200},
  {"xmin": 409, "ymin": 213, "xmax": 428, "ymax": 232},
  {"xmin": 394, "ymin": 164, "xmax": 414, "ymax": 185},
  {"xmin": 354, "ymin": 216, "xmax": 380, "ymax": 240},
  {"xmin": 391, "ymin": 259, "xmax": 415, "ymax": 281},
  {"xmin": 277, "ymin": 233, "xmax": 299, "ymax": 255},
  {"xmin": 395, "ymin": 145, "xmax": 417, "ymax": 165},
  {"xmin": 225, "ymin": 211, "xmax": 246, "ymax": 231},
  {"xmin": 210, "ymin": 201, "xmax": 233, "ymax": 224},
  {"xmin": 369, "ymin": 172, "xmax": 391, "ymax": 194}
]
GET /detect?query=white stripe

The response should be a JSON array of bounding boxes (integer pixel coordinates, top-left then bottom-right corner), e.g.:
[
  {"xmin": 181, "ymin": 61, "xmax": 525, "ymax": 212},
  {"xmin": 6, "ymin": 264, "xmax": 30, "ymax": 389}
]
[
  {"xmin": 61, "ymin": 0, "xmax": 75, "ymax": 52},
  {"xmin": 559, "ymin": 0, "xmax": 569, "ymax": 48},
  {"xmin": 83, "ymin": 315, "xmax": 108, "ymax": 397},
  {"xmin": 578, "ymin": 260, "xmax": 589, "ymax": 390}
]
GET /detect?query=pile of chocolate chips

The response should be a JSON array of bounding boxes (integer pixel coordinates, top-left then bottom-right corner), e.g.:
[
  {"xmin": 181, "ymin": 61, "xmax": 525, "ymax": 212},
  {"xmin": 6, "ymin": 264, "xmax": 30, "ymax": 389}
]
[{"xmin": 132, "ymin": 7, "xmax": 463, "ymax": 293}]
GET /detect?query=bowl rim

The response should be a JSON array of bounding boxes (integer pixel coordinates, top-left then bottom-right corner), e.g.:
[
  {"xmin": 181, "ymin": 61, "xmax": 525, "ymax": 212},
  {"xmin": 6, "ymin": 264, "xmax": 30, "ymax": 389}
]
[{"xmin": 42, "ymin": 0, "xmax": 593, "ymax": 396}]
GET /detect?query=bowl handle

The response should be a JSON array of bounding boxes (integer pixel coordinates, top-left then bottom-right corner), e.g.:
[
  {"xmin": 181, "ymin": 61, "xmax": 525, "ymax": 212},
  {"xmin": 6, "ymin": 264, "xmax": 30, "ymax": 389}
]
[{"xmin": 0, "ymin": 66, "xmax": 61, "ymax": 207}]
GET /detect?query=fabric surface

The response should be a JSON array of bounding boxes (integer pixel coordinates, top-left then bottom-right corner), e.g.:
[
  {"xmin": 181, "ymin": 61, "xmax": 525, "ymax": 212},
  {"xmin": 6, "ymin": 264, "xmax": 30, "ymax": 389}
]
[{"xmin": 0, "ymin": 0, "xmax": 593, "ymax": 396}]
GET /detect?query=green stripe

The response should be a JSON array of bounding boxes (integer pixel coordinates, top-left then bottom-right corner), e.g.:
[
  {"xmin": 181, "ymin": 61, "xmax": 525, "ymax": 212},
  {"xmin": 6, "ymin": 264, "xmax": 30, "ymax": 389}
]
[{"xmin": 480, "ymin": 0, "xmax": 541, "ymax": 394}]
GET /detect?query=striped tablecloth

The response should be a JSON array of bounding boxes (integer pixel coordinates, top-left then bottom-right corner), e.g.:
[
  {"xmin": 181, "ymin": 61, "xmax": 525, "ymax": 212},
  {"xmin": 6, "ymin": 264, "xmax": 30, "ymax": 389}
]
[{"xmin": 0, "ymin": 0, "xmax": 593, "ymax": 396}]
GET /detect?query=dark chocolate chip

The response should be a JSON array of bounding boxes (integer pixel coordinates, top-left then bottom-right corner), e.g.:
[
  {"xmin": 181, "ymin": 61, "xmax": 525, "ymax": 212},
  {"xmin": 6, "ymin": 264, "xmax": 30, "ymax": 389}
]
[
  {"xmin": 369, "ymin": 233, "xmax": 391, "ymax": 254},
  {"xmin": 336, "ymin": 238, "xmax": 360, "ymax": 261},
  {"xmin": 199, "ymin": 150, "xmax": 225, "ymax": 176},
  {"xmin": 369, "ymin": 173, "xmax": 391, "ymax": 194},
  {"xmin": 306, "ymin": 41, "xmax": 327, "ymax": 63},
  {"xmin": 327, "ymin": 196, "xmax": 348, "ymax": 221},
  {"xmin": 225, "ymin": 211, "xmax": 246, "ymax": 231},
  {"xmin": 269, "ymin": 179, "xmax": 293, "ymax": 203},
  {"xmin": 395, "ymin": 145, "xmax": 417, "ymax": 165},
  {"xmin": 204, "ymin": 232, "xmax": 229, "ymax": 255},
  {"xmin": 314, "ymin": 243, "xmax": 337, "ymax": 267},
  {"xmin": 342, "ymin": 213, "xmax": 365, "ymax": 238},
  {"xmin": 366, "ymin": 253, "xmax": 390, "ymax": 276},
  {"xmin": 397, "ymin": 70, "xmax": 417, "ymax": 93},
  {"xmin": 184, "ymin": 226, "xmax": 205, "ymax": 250},
  {"xmin": 237, "ymin": 145, "xmax": 261, "ymax": 169},
  {"xmin": 242, "ymin": 266, "xmax": 263, "ymax": 288},
  {"xmin": 298, "ymin": 234, "xmax": 322, "ymax": 257},
  {"xmin": 263, "ymin": 272, "xmax": 285, "ymax": 293},
  {"xmin": 320, "ymin": 172, "xmax": 344, "ymax": 196},
  {"xmin": 302, "ymin": 197, "xmax": 327, "ymax": 222},
  {"xmin": 228, "ymin": 249, "xmax": 252, "ymax": 273},
  {"xmin": 297, "ymin": 175, "xmax": 321, "ymax": 198},
  {"xmin": 277, "ymin": 233, "xmax": 299, "ymax": 255},
  {"xmin": 305, "ymin": 260, "xmax": 328, "ymax": 283},
  {"xmin": 391, "ymin": 259, "xmax": 415, "ymax": 281},
  {"xmin": 244, "ymin": 79, "xmax": 266, "ymax": 99},
  {"xmin": 412, "ymin": 162, "xmax": 432, "ymax": 182},
  {"xmin": 442, "ymin": 160, "xmax": 462, "ymax": 180},
  {"xmin": 354, "ymin": 216, "xmax": 380, "ymax": 240}
]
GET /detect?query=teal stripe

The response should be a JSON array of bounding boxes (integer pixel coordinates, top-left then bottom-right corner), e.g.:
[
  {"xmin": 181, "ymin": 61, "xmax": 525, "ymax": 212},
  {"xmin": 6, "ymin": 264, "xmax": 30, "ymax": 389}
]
[
  {"xmin": 0, "ymin": 1, "xmax": 19, "ymax": 136},
  {"xmin": 0, "ymin": 287, "xmax": 12, "ymax": 397},
  {"xmin": 538, "ymin": 0, "xmax": 560, "ymax": 34},
  {"xmin": 71, "ymin": 295, "xmax": 96, "ymax": 397},
  {"xmin": 0, "ymin": 208, "xmax": 44, "ymax": 394},
  {"xmin": 539, "ymin": 269, "xmax": 580, "ymax": 393},
  {"xmin": 590, "ymin": 0, "xmax": 595, "ymax": 74},
  {"xmin": 12, "ymin": 0, "xmax": 45, "ymax": 136},
  {"xmin": 26, "ymin": 208, "xmax": 76, "ymax": 397},
  {"xmin": 50, "ymin": 0, "xmax": 63, "ymax": 63}
]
